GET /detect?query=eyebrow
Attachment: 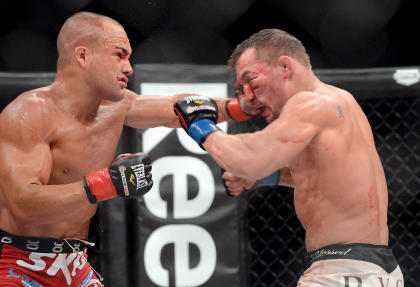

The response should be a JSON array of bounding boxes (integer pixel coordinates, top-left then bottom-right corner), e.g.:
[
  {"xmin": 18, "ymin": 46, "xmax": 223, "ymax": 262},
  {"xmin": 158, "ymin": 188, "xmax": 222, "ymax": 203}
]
[
  {"xmin": 240, "ymin": 71, "xmax": 251, "ymax": 83},
  {"xmin": 116, "ymin": 47, "xmax": 130, "ymax": 55}
]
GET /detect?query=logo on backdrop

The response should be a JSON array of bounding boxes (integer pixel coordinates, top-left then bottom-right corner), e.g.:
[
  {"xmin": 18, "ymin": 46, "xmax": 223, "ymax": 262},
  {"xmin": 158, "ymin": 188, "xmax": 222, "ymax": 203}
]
[
  {"xmin": 140, "ymin": 83, "xmax": 227, "ymax": 286},
  {"xmin": 393, "ymin": 68, "xmax": 420, "ymax": 86}
]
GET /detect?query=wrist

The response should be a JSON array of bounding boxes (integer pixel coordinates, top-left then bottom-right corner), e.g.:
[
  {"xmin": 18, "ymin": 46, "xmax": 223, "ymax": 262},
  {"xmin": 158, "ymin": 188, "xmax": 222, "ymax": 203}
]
[
  {"xmin": 188, "ymin": 119, "xmax": 221, "ymax": 148},
  {"xmin": 84, "ymin": 168, "xmax": 118, "ymax": 204}
]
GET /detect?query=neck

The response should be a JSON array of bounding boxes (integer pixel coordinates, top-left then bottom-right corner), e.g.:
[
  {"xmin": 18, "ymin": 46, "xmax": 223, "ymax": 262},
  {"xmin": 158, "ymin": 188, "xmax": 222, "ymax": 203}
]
[
  {"xmin": 51, "ymin": 74, "xmax": 101, "ymax": 122},
  {"xmin": 293, "ymin": 68, "xmax": 322, "ymax": 95}
]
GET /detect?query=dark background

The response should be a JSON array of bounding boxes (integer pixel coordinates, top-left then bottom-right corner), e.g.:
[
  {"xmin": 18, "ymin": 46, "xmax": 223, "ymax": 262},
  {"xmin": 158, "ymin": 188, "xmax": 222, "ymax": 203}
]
[{"xmin": 0, "ymin": 0, "xmax": 419, "ymax": 72}]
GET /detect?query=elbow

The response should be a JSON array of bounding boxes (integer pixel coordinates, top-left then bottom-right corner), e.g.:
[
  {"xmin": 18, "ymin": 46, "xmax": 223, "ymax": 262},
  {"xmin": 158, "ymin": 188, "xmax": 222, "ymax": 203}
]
[
  {"xmin": 8, "ymin": 195, "xmax": 39, "ymax": 228},
  {"xmin": 9, "ymin": 206, "xmax": 36, "ymax": 228}
]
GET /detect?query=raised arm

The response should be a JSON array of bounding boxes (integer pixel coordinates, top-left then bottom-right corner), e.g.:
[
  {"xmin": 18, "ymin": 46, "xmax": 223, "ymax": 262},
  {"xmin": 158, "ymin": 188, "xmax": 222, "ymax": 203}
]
[
  {"xmin": 175, "ymin": 92, "xmax": 339, "ymax": 180},
  {"xmin": 205, "ymin": 94, "xmax": 339, "ymax": 179}
]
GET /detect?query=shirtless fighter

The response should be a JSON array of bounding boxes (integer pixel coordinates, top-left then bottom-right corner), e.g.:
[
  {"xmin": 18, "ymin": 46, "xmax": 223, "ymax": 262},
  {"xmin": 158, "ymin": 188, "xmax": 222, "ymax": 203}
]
[
  {"xmin": 174, "ymin": 29, "xmax": 405, "ymax": 286},
  {"xmin": 0, "ymin": 12, "xmax": 249, "ymax": 287}
]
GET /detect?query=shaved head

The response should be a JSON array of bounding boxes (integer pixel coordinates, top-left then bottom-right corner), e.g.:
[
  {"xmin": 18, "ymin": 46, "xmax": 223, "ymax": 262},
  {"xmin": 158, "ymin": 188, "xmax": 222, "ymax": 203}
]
[{"xmin": 57, "ymin": 12, "xmax": 123, "ymax": 68}]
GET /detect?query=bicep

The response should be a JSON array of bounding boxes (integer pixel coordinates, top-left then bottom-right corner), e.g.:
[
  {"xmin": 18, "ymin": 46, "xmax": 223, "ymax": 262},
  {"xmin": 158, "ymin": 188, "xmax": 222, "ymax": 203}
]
[
  {"xmin": 204, "ymin": 113, "xmax": 318, "ymax": 179},
  {"xmin": 0, "ymin": 139, "xmax": 52, "ymax": 191},
  {"xmin": 0, "ymin": 106, "xmax": 53, "ymax": 199},
  {"xmin": 247, "ymin": 119, "xmax": 316, "ymax": 174}
]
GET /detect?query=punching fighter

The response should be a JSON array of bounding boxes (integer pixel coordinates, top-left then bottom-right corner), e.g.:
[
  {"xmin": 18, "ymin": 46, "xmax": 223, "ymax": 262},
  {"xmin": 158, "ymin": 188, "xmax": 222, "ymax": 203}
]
[
  {"xmin": 0, "ymin": 12, "xmax": 250, "ymax": 287},
  {"xmin": 175, "ymin": 29, "xmax": 405, "ymax": 286}
]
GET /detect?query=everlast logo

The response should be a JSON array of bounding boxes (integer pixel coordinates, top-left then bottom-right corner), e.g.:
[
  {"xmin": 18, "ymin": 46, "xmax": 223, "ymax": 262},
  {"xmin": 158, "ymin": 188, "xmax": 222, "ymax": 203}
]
[
  {"xmin": 131, "ymin": 164, "xmax": 147, "ymax": 190},
  {"xmin": 344, "ymin": 276, "xmax": 403, "ymax": 287},
  {"xmin": 186, "ymin": 105, "xmax": 216, "ymax": 114},
  {"xmin": 184, "ymin": 96, "xmax": 208, "ymax": 104}
]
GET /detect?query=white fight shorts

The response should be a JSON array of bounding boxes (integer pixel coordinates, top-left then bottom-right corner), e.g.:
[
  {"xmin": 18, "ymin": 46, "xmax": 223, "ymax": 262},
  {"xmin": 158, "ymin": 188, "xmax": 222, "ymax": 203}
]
[{"xmin": 298, "ymin": 243, "xmax": 404, "ymax": 287}]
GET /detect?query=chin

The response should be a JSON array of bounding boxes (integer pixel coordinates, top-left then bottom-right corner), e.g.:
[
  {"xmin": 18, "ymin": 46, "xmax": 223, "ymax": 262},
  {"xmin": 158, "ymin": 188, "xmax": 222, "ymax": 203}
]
[
  {"xmin": 265, "ymin": 112, "xmax": 279, "ymax": 123},
  {"xmin": 115, "ymin": 89, "xmax": 127, "ymax": 101},
  {"xmin": 106, "ymin": 92, "xmax": 124, "ymax": 102},
  {"xmin": 263, "ymin": 111, "xmax": 273, "ymax": 123}
]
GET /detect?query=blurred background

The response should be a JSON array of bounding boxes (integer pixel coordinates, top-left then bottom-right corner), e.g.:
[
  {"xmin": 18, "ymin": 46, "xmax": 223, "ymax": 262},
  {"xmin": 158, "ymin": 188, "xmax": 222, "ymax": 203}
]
[{"xmin": 0, "ymin": 0, "xmax": 419, "ymax": 71}]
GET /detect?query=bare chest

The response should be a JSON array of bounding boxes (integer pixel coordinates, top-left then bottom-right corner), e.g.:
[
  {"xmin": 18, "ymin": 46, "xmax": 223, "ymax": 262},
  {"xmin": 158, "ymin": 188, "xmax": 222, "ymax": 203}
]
[{"xmin": 49, "ymin": 114, "xmax": 125, "ymax": 184}]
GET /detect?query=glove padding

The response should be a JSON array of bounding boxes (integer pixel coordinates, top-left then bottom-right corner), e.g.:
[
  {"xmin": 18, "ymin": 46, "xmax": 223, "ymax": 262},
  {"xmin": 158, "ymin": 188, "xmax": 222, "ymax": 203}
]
[
  {"xmin": 174, "ymin": 96, "xmax": 220, "ymax": 148},
  {"xmin": 84, "ymin": 152, "xmax": 153, "ymax": 204},
  {"xmin": 174, "ymin": 96, "xmax": 218, "ymax": 131},
  {"xmin": 226, "ymin": 84, "xmax": 254, "ymax": 122}
]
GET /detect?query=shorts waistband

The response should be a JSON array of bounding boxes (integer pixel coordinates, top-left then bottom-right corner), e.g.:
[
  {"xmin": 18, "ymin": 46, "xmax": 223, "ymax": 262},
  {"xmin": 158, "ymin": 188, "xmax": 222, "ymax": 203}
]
[
  {"xmin": 0, "ymin": 229, "xmax": 92, "ymax": 253},
  {"xmin": 304, "ymin": 243, "xmax": 399, "ymax": 274}
]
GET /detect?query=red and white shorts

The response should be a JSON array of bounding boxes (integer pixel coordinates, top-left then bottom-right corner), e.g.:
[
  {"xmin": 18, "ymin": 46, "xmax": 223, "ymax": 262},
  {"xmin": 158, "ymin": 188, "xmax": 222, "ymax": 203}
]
[
  {"xmin": 0, "ymin": 229, "xmax": 104, "ymax": 287},
  {"xmin": 298, "ymin": 243, "xmax": 404, "ymax": 287}
]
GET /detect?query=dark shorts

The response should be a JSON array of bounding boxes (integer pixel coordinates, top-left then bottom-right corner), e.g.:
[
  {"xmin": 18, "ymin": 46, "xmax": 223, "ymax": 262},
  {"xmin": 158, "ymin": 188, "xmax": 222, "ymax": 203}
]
[
  {"xmin": 299, "ymin": 243, "xmax": 404, "ymax": 287},
  {"xmin": 0, "ymin": 229, "xmax": 103, "ymax": 287}
]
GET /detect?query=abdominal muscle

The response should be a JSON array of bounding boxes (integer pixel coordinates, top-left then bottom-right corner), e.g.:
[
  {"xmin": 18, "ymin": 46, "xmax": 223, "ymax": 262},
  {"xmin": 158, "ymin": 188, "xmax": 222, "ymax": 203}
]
[
  {"xmin": 0, "ymin": 204, "xmax": 96, "ymax": 240},
  {"xmin": 292, "ymin": 164, "xmax": 388, "ymax": 252}
]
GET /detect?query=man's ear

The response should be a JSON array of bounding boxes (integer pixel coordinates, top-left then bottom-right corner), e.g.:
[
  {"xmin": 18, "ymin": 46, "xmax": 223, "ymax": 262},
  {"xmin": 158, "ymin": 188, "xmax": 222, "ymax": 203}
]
[
  {"xmin": 74, "ymin": 46, "xmax": 89, "ymax": 69},
  {"xmin": 277, "ymin": 56, "xmax": 292, "ymax": 79}
]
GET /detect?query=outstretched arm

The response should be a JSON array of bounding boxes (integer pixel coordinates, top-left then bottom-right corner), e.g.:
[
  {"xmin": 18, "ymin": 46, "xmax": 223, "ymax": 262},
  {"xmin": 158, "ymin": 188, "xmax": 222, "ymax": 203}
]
[{"xmin": 123, "ymin": 90, "xmax": 233, "ymax": 129}]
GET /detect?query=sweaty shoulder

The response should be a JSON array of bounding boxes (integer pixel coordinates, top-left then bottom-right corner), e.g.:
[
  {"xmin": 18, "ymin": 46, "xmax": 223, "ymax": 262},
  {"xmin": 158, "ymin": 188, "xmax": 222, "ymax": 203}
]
[
  {"xmin": 280, "ymin": 91, "xmax": 346, "ymax": 129},
  {"xmin": 0, "ymin": 89, "xmax": 55, "ymax": 147}
]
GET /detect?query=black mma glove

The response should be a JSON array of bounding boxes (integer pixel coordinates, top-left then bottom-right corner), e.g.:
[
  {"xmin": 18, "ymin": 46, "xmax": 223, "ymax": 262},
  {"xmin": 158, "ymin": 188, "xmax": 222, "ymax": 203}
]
[
  {"xmin": 174, "ymin": 95, "xmax": 221, "ymax": 148},
  {"xmin": 83, "ymin": 152, "xmax": 153, "ymax": 204}
]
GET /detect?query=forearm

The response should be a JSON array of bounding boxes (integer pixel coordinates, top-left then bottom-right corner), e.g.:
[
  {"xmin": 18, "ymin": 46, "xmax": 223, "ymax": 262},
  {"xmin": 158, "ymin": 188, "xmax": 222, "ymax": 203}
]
[
  {"xmin": 203, "ymin": 131, "xmax": 275, "ymax": 180},
  {"xmin": 124, "ymin": 93, "xmax": 185, "ymax": 129},
  {"xmin": 10, "ymin": 181, "xmax": 90, "ymax": 227},
  {"xmin": 125, "ymin": 92, "xmax": 232, "ymax": 129}
]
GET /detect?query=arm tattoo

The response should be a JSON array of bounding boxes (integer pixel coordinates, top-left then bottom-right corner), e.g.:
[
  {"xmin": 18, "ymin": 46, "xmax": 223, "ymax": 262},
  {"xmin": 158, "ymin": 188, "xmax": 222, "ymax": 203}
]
[{"xmin": 337, "ymin": 105, "xmax": 344, "ymax": 118}]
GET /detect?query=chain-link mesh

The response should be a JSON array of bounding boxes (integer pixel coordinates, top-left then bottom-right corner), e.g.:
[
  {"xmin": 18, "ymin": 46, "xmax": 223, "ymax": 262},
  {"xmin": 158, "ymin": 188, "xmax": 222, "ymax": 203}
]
[{"xmin": 247, "ymin": 96, "xmax": 420, "ymax": 287}]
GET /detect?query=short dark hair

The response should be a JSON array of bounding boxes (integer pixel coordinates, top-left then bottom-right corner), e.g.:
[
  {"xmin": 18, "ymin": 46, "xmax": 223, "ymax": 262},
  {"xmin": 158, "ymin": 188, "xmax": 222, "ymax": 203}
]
[{"xmin": 228, "ymin": 28, "xmax": 311, "ymax": 69}]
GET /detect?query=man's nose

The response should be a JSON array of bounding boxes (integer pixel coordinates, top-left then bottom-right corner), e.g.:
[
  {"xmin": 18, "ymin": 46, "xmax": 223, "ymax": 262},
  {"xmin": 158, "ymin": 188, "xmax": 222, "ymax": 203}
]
[
  {"xmin": 243, "ymin": 84, "xmax": 255, "ymax": 103},
  {"xmin": 123, "ymin": 60, "xmax": 134, "ymax": 76}
]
